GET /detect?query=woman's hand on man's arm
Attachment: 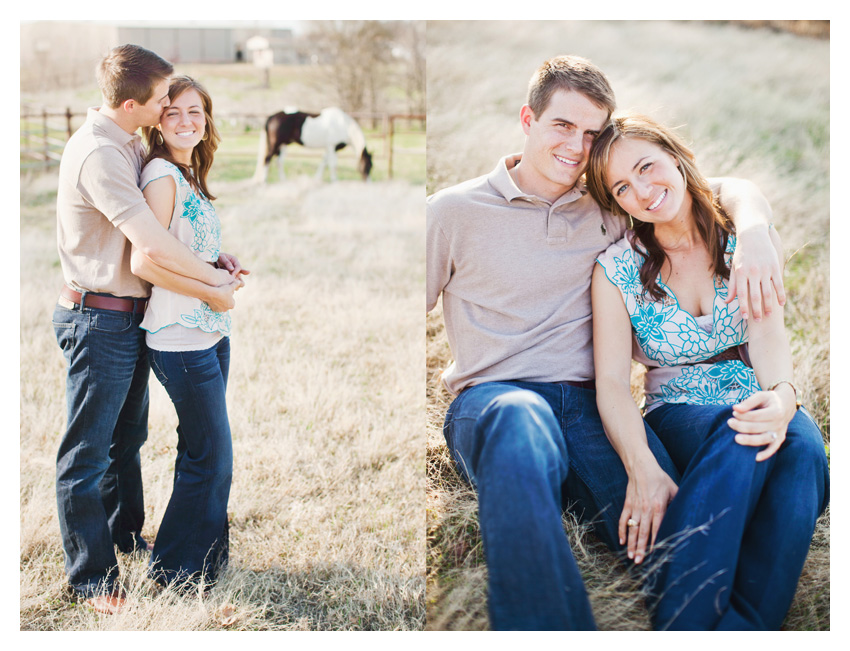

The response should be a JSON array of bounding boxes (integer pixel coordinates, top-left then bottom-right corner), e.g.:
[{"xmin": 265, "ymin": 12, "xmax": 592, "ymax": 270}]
[{"xmin": 217, "ymin": 252, "xmax": 251, "ymax": 282}]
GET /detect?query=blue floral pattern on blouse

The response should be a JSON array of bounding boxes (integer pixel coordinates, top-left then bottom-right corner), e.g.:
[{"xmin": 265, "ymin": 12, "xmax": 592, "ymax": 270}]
[
  {"xmin": 140, "ymin": 160, "xmax": 231, "ymax": 337},
  {"xmin": 597, "ymin": 234, "xmax": 760, "ymax": 410},
  {"xmin": 180, "ymin": 302, "xmax": 230, "ymax": 332},
  {"xmin": 170, "ymin": 169, "xmax": 222, "ymax": 260}
]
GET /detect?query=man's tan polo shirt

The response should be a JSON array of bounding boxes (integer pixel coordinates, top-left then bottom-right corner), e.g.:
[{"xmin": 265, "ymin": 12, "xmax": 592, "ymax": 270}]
[
  {"xmin": 56, "ymin": 108, "xmax": 153, "ymax": 298},
  {"xmin": 426, "ymin": 155, "xmax": 626, "ymax": 396}
]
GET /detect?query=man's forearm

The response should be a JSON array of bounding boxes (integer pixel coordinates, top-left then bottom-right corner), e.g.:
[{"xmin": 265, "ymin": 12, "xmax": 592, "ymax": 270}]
[
  {"xmin": 140, "ymin": 226, "xmax": 222, "ymax": 285},
  {"xmin": 120, "ymin": 210, "xmax": 224, "ymax": 286},
  {"xmin": 132, "ymin": 250, "xmax": 214, "ymax": 300},
  {"xmin": 711, "ymin": 177, "xmax": 773, "ymax": 231},
  {"xmin": 131, "ymin": 249, "xmax": 235, "ymax": 311}
]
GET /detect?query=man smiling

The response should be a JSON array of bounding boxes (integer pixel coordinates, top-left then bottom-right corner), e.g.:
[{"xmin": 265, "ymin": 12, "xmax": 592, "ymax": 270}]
[
  {"xmin": 511, "ymin": 85, "xmax": 606, "ymax": 201},
  {"xmin": 426, "ymin": 55, "xmax": 783, "ymax": 630}
]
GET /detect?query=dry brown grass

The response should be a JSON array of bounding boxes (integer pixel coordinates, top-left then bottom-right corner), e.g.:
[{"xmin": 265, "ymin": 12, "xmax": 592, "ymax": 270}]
[
  {"xmin": 426, "ymin": 20, "xmax": 829, "ymax": 631},
  {"xmin": 21, "ymin": 172, "xmax": 425, "ymax": 630}
]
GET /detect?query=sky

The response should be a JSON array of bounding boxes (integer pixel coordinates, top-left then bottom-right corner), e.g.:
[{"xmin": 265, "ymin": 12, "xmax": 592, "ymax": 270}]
[{"xmin": 22, "ymin": 19, "xmax": 307, "ymax": 32}]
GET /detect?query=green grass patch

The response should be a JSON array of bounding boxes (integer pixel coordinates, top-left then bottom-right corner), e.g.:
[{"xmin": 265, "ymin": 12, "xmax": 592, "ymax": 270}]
[{"xmin": 211, "ymin": 127, "xmax": 424, "ymax": 185}]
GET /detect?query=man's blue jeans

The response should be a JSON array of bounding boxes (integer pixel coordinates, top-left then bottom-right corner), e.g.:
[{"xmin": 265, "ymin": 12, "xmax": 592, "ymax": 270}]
[
  {"xmin": 147, "ymin": 337, "xmax": 232, "ymax": 589},
  {"xmin": 443, "ymin": 380, "xmax": 680, "ymax": 630},
  {"xmin": 53, "ymin": 299, "xmax": 150, "ymax": 598},
  {"xmin": 644, "ymin": 403, "xmax": 830, "ymax": 630}
]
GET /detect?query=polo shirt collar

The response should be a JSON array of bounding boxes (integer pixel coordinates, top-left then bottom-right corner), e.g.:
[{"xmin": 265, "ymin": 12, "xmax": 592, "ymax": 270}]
[
  {"xmin": 490, "ymin": 154, "xmax": 587, "ymax": 207},
  {"xmin": 88, "ymin": 107, "xmax": 142, "ymax": 148}
]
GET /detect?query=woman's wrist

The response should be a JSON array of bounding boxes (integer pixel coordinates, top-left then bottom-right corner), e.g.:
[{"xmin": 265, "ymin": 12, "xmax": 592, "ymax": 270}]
[
  {"xmin": 771, "ymin": 383, "xmax": 798, "ymax": 424},
  {"xmin": 622, "ymin": 446, "xmax": 661, "ymax": 477}
]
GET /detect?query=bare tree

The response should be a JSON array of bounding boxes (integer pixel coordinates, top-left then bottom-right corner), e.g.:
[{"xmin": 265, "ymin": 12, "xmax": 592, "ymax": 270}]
[
  {"xmin": 395, "ymin": 21, "xmax": 425, "ymax": 119},
  {"xmin": 304, "ymin": 21, "xmax": 395, "ymax": 121}
]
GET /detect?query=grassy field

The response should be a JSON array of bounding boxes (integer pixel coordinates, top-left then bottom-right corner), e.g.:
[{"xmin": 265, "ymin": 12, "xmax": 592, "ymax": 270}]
[
  {"xmin": 21, "ymin": 173, "xmax": 425, "ymax": 631},
  {"xmin": 20, "ymin": 62, "xmax": 426, "ymax": 631},
  {"xmin": 426, "ymin": 20, "xmax": 830, "ymax": 631}
]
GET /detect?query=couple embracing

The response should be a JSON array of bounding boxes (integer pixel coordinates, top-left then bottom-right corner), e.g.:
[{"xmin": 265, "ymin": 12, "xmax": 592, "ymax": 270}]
[
  {"xmin": 53, "ymin": 44, "xmax": 247, "ymax": 613},
  {"xmin": 426, "ymin": 55, "xmax": 829, "ymax": 630}
]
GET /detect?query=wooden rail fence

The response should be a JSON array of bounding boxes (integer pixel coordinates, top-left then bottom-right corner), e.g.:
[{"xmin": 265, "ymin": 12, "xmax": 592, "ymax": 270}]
[
  {"xmin": 20, "ymin": 104, "xmax": 76, "ymax": 170},
  {"xmin": 20, "ymin": 105, "xmax": 425, "ymax": 179}
]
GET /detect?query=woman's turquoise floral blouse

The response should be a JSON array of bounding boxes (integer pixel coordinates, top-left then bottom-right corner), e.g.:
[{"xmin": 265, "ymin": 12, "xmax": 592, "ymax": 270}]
[
  {"xmin": 596, "ymin": 233, "xmax": 760, "ymax": 412},
  {"xmin": 139, "ymin": 159, "xmax": 231, "ymax": 347}
]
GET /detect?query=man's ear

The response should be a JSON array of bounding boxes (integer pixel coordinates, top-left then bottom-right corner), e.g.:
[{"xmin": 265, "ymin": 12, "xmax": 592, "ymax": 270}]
[
  {"xmin": 122, "ymin": 98, "xmax": 136, "ymax": 114},
  {"xmin": 519, "ymin": 104, "xmax": 535, "ymax": 135}
]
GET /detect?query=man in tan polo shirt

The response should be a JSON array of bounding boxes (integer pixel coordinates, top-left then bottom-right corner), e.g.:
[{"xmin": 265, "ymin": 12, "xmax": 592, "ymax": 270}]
[
  {"xmin": 426, "ymin": 55, "xmax": 784, "ymax": 630},
  {"xmin": 53, "ymin": 44, "xmax": 243, "ymax": 614}
]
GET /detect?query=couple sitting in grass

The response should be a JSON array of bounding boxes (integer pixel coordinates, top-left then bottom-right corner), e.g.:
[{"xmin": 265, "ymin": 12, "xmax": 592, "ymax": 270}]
[{"xmin": 426, "ymin": 55, "xmax": 828, "ymax": 630}]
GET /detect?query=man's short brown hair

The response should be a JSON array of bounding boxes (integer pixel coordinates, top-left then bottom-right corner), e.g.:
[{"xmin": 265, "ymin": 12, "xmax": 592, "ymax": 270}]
[
  {"xmin": 527, "ymin": 55, "xmax": 616, "ymax": 118},
  {"xmin": 96, "ymin": 44, "xmax": 173, "ymax": 108}
]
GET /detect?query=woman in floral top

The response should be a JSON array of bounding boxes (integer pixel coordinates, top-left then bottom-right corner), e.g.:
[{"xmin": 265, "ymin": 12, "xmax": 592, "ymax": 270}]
[
  {"xmin": 585, "ymin": 113, "xmax": 828, "ymax": 630},
  {"xmin": 133, "ymin": 76, "xmax": 247, "ymax": 592}
]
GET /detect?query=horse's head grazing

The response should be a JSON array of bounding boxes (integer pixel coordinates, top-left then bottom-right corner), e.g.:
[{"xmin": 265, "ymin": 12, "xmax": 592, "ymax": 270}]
[{"xmin": 359, "ymin": 149, "xmax": 373, "ymax": 181}]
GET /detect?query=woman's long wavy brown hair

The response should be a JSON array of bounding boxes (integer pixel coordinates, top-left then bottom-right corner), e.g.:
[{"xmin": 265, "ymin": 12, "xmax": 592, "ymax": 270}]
[
  {"xmin": 586, "ymin": 113, "xmax": 733, "ymax": 301},
  {"xmin": 142, "ymin": 75, "xmax": 220, "ymax": 201}
]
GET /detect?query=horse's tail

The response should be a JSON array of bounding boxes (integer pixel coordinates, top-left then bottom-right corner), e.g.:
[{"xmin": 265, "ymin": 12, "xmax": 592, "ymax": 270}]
[{"xmin": 252, "ymin": 117, "xmax": 270, "ymax": 183}]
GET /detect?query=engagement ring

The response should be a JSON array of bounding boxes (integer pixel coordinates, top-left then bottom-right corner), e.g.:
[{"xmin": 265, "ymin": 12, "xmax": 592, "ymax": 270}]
[{"xmin": 627, "ymin": 518, "xmax": 639, "ymax": 528}]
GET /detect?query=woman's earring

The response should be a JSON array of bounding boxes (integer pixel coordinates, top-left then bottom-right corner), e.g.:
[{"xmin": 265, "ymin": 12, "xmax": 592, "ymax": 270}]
[
  {"xmin": 156, "ymin": 131, "xmax": 164, "ymax": 145},
  {"xmin": 629, "ymin": 214, "xmax": 634, "ymax": 229},
  {"xmin": 201, "ymin": 132, "xmax": 208, "ymax": 141}
]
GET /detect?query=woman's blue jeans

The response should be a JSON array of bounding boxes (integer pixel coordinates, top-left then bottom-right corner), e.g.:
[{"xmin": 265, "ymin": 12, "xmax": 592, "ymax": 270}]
[
  {"xmin": 443, "ymin": 380, "xmax": 680, "ymax": 630},
  {"xmin": 53, "ymin": 300, "xmax": 150, "ymax": 598},
  {"xmin": 147, "ymin": 337, "xmax": 233, "ymax": 589},
  {"xmin": 644, "ymin": 403, "xmax": 830, "ymax": 630}
]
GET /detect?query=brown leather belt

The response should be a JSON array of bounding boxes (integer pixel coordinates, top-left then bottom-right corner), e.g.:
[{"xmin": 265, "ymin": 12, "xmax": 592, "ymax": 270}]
[
  {"xmin": 682, "ymin": 345, "xmax": 748, "ymax": 366},
  {"xmin": 646, "ymin": 344, "xmax": 751, "ymax": 372},
  {"xmin": 556, "ymin": 379, "xmax": 596, "ymax": 391},
  {"xmin": 60, "ymin": 286, "xmax": 148, "ymax": 314}
]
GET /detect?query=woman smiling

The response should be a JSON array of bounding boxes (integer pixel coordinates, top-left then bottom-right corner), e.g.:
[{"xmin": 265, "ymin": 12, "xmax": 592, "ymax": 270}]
[
  {"xmin": 585, "ymin": 113, "xmax": 829, "ymax": 630},
  {"xmin": 132, "ymin": 76, "xmax": 248, "ymax": 593}
]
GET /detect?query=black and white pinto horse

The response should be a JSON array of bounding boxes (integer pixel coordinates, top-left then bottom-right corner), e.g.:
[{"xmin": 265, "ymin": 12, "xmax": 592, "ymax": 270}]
[{"xmin": 253, "ymin": 107, "xmax": 373, "ymax": 183}]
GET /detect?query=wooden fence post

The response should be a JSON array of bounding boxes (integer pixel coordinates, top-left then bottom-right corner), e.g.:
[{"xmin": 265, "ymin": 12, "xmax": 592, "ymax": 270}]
[
  {"xmin": 42, "ymin": 108, "xmax": 49, "ymax": 171},
  {"xmin": 388, "ymin": 116, "xmax": 395, "ymax": 180},
  {"xmin": 22, "ymin": 104, "xmax": 31, "ymax": 154}
]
